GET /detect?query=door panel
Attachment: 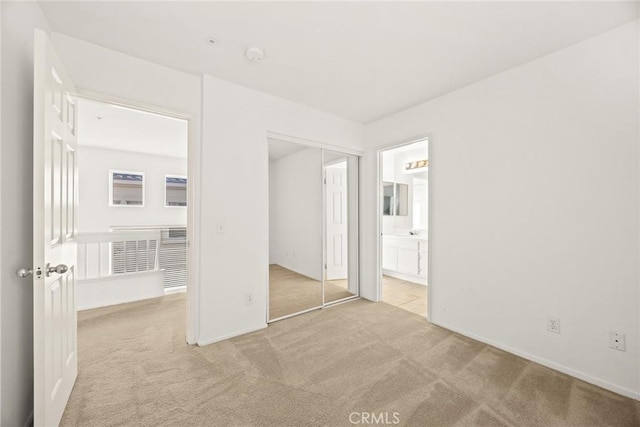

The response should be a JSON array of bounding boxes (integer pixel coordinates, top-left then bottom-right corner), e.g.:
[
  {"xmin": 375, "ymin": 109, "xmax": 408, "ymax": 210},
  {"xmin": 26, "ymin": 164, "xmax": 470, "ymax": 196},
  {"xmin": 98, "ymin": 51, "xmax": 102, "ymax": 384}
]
[
  {"xmin": 33, "ymin": 29, "xmax": 78, "ymax": 427},
  {"xmin": 325, "ymin": 165, "xmax": 348, "ymax": 280}
]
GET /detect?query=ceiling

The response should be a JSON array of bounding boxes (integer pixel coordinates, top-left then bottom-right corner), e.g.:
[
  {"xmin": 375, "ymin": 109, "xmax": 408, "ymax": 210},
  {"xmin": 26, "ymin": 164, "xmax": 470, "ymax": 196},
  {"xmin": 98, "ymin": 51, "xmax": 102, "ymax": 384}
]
[
  {"xmin": 41, "ymin": 2, "xmax": 638, "ymax": 123},
  {"xmin": 77, "ymin": 98, "xmax": 188, "ymax": 158}
]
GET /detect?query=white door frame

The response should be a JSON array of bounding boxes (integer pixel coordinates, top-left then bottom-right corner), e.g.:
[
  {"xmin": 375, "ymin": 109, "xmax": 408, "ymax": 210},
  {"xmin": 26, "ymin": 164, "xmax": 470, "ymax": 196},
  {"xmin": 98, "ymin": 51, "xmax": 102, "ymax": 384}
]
[
  {"xmin": 376, "ymin": 135, "xmax": 432, "ymax": 321},
  {"xmin": 73, "ymin": 89, "xmax": 200, "ymax": 344}
]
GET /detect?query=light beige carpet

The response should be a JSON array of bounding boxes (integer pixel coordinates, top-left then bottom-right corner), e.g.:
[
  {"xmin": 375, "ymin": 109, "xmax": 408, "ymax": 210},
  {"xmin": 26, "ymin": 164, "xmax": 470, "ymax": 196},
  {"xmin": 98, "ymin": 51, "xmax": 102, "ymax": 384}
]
[
  {"xmin": 382, "ymin": 275, "xmax": 427, "ymax": 317},
  {"xmin": 269, "ymin": 264, "xmax": 353, "ymax": 319},
  {"xmin": 61, "ymin": 293, "xmax": 640, "ymax": 426}
]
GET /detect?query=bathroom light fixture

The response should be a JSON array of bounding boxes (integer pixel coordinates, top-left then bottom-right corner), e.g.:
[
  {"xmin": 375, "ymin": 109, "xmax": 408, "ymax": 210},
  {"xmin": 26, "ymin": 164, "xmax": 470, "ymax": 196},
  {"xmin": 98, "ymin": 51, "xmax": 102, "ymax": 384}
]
[
  {"xmin": 405, "ymin": 159, "xmax": 428, "ymax": 171},
  {"xmin": 245, "ymin": 47, "xmax": 265, "ymax": 63}
]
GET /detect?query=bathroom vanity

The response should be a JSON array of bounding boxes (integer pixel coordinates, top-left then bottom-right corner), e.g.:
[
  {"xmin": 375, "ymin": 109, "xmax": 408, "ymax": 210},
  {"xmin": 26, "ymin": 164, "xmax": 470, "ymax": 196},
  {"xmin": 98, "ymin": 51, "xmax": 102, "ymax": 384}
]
[{"xmin": 382, "ymin": 234, "xmax": 427, "ymax": 285}]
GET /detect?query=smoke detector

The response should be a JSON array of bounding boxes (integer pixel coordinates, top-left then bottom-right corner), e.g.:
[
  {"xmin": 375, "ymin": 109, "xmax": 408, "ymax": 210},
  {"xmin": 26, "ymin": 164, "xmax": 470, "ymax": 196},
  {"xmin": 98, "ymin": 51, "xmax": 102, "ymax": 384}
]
[{"xmin": 245, "ymin": 47, "xmax": 265, "ymax": 63}]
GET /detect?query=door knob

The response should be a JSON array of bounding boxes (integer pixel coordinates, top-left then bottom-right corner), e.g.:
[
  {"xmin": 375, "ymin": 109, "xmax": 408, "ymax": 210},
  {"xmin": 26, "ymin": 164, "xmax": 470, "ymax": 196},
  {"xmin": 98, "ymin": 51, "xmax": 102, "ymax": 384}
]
[
  {"xmin": 16, "ymin": 268, "xmax": 33, "ymax": 278},
  {"xmin": 46, "ymin": 263, "xmax": 68, "ymax": 277}
]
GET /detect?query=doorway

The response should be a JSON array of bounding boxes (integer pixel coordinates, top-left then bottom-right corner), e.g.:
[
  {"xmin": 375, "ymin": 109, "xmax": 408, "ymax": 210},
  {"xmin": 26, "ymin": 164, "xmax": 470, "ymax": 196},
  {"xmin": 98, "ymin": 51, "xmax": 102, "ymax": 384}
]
[
  {"xmin": 267, "ymin": 137, "xmax": 360, "ymax": 322},
  {"xmin": 379, "ymin": 138, "xmax": 429, "ymax": 318},
  {"xmin": 74, "ymin": 96, "xmax": 193, "ymax": 323}
]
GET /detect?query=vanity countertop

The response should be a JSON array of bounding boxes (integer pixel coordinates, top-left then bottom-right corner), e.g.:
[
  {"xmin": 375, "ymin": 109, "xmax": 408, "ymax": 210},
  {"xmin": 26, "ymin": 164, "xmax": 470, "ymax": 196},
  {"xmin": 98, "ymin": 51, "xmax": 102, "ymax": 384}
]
[{"xmin": 384, "ymin": 234, "xmax": 427, "ymax": 241}]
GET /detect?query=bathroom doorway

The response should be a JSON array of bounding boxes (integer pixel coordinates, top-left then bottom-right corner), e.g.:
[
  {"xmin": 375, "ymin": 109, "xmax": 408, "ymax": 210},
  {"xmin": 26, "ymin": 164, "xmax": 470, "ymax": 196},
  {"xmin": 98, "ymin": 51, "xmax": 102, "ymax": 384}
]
[{"xmin": 379, "ymin": 139, "xmax": 429, "ymax": 318}]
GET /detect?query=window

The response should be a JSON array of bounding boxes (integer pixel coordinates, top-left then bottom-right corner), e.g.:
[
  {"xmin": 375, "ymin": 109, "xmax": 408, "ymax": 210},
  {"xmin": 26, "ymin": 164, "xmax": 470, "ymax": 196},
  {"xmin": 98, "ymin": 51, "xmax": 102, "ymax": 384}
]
[
  {"xmin": 165, "ymin": 175, "xmax": 187, "ymax": 207},
  {"xmin": 109, "ymin": 170, "xmax": 144, "ymax": 206}
]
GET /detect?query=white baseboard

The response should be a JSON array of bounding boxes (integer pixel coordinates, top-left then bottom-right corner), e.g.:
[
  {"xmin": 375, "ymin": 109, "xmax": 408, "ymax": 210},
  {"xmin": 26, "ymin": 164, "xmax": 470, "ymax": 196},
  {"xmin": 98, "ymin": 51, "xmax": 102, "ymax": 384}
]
[
  {"xmin": 382, "ymin": 269, "xmax": 427, "ymax": 285},
  {"xmin": 165, "ymin": 286, "xmax": 187, "ymax": 295},
  {"xmin": 431, "ymin": 319, "xmax": 640, "ymax": 401},
  {"xmin": 197, "ymin": 324, "xmax": 268, "ymax": 346}
]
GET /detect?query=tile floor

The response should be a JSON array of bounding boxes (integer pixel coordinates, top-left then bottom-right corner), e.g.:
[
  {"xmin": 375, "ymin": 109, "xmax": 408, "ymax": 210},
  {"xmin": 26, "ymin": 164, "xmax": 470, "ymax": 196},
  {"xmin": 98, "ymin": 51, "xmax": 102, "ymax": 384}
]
[{"xmin": 382, "ymin": 275, "xmax": 427, "ymax": 317}]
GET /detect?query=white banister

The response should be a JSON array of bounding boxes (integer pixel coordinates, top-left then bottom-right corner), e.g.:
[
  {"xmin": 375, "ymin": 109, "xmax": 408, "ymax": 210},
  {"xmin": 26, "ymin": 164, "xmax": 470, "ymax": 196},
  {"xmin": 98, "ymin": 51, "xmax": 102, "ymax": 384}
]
[
  {"xmin": 77, "ymin": 230, "xmax": 161, "ymax": 280},
  {"xmin": 77, "ymin": 230, "xmax": 161, "ymax": 244}
]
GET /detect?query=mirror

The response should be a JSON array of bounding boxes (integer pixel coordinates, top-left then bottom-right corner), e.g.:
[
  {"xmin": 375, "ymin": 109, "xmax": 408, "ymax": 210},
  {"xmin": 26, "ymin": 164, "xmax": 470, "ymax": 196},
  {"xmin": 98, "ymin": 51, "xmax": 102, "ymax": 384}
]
[
  {"xmin": 395, "ymin": 183, "xmax": 409, "ymax": 216},
  {"xmin": 383, "ymin": 182, "xmax": 394, "ymax": 216},
  {"xmin": 268, "ymin": 139, "xmax": 323, "ymax": 320},
  {"xmin": 323, "ymin": 150, "xmax": 359, "ymax": 304},
  {"xmin": 382, "ymin": 182, "xmax": 408, "ymax": 216}
]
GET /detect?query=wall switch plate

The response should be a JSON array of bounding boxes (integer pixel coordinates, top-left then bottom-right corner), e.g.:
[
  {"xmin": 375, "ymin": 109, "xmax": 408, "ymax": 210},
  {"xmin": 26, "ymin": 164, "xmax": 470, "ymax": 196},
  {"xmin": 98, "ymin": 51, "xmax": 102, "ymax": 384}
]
[
  {"xmin": 547, "ymin": 316, "xmax": 560, "ymax": 334},
  {"xmin": 609, "ymin": 332, "xmax": 626, "ymax": 351}
]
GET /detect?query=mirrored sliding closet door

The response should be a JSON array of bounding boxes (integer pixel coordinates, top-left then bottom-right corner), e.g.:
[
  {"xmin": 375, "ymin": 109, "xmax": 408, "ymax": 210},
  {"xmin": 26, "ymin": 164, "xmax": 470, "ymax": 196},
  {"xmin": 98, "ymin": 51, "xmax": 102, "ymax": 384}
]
[
  {"xmin": 268, "ymin": 139, "xmax": 359, "ymax": 322},
  {"xmin": 268, "ymin": 139, "xmax": 323, "ymax": 321}
]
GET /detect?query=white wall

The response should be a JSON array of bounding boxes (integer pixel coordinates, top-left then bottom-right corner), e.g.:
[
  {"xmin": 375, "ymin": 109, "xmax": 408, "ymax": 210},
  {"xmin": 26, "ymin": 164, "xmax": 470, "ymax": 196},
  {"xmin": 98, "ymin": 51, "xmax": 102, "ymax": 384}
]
[
  {"xmin": 269, "ymin": 148, "xmax": 323, "ymax": 281},
  {"xmin": 200, "ymin": 75, "xmax": 363, "ymax": 344},
  {"xmin": 77, "ymin": 271, "xmax": 165, "ymax": 311},
  {"xmin": 363, "ymin": 21, "xmax": 640, "ymax": 398},
  {"xmin": 78, "ymin": 146, "xmax": 187, "ymax": 232},
  {"xmin": 51, "ymin": 33, "xmax": 201, "ymax": 122},
  {"xmin": 0, "ymin": 2, "xmax": 49, "ymax": 425}
]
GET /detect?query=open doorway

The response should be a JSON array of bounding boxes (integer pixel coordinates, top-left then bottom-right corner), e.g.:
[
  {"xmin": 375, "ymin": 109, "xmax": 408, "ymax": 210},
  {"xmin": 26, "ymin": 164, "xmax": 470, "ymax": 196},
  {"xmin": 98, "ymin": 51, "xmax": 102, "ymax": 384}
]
[
  {"xmin": 379, "ymin": 139, "xmax": 429, "ymax": 317},
  {"xmin": 74, "ymin": 98, "xmax": 190, "ymax": 312}
]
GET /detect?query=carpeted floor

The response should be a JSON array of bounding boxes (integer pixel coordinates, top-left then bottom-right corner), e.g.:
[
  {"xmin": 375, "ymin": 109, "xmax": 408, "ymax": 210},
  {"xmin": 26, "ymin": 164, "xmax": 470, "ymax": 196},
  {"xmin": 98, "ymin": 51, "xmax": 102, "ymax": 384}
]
[
  {"xmin": 269, "ymin": 264, "xmax": 353, "ymax": 319},
  {"xmin": 382, "ymin": 275, "xmax": 427, "ymax": 317},
  {"xmin": 61, "ymin": 293, "xmax": 640, "ymax": 426}
]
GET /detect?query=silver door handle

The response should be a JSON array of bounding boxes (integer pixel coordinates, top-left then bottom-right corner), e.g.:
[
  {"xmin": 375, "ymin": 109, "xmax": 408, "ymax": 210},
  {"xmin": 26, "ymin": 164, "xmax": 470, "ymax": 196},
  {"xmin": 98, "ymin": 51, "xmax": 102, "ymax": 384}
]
[
  {"xmin": 46, "ymin": 264, "xmax": 68, "ymax": 277},
  {"xmin": 16, "ymin": 268, "xmax": 33, "ymax": 278}
]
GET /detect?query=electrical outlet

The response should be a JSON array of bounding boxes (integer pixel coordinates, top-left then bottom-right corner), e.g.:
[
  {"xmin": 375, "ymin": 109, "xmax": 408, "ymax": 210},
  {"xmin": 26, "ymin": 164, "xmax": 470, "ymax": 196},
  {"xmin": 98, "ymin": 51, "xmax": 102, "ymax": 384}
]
[
  {"xmin": 245, "ymin": 292, "xmax": 254, "ymax": 306},
  {"xmin": 609, "ymin": 332, "xmax": 626, "ymax": 351},
  {"xmin": 547, "ymin": 316, "xmax": 560, "ymax": 334}
]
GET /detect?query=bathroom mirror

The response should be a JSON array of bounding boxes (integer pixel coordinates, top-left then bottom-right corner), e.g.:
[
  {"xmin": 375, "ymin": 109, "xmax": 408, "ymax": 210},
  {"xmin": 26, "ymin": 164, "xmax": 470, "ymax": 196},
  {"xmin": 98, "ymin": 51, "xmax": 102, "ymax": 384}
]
[
  {"xmin": 323, "ymin": 150, "xmax": 359, "ymax": 304},
  {"xmin": 382, "ymin": 182, "xmax": 408, "ymax": 216},
  {"xmin": 383, "ymin": 182, "xmax": 394, "ymax": 216},
  {"xmin": 395, "ymin": 183, "xmax": 409, "ymax": 216},
  {"xmin": 268, "ymin": 139, "xmax": 323, "ymax": 321}
]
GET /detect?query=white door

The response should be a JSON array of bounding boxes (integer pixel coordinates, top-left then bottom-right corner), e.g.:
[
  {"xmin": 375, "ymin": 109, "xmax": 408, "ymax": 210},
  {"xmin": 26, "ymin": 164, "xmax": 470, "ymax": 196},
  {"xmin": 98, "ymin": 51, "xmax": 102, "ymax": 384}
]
[
  {"xmin": 33, "ymin": 29, "xmax": 78, "ymax": 427},
  {"xmin": 325, "ymin": 163, "xmax": 348, "ymax": 280}
]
